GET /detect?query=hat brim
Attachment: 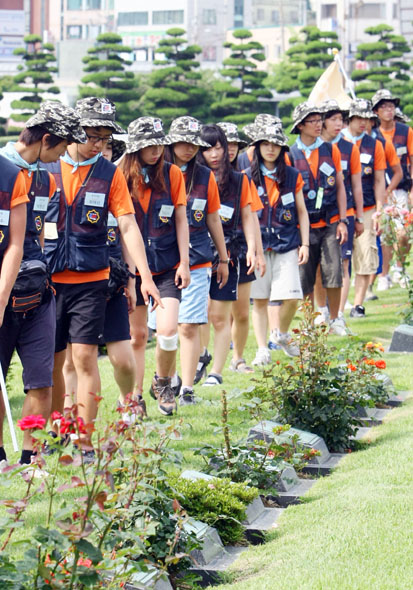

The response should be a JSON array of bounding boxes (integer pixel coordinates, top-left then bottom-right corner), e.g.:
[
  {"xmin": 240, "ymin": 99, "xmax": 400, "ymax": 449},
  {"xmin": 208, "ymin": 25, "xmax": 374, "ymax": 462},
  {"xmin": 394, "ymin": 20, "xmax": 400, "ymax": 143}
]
[
  {"xmin": 250, "ymin": 133, "xmax": 289, "ymax": 147},
  {"xmin": 373, "ymin": 97, "xmax": 400, "ymax": 110},
  {"xmin": 348, "ymin": 111, "xmax": 376, "ymax": 119},
  {"xmin": 125, "ymin": 135, "xmax": 173, "ymax": 154},
  {"xmin": 80, "ymin": 118, "xmax": 125, "ymax": 134},
  {"xmin": 225, "ymin": 136, "xmax": 248, "ymax": 148},
  {"xmin": 168, "ymin": 133, "xmax": 211, "ymax": 147},
  {"xmin": 290, "ymin": 109, "xmax": 321, "ymax": 134}
]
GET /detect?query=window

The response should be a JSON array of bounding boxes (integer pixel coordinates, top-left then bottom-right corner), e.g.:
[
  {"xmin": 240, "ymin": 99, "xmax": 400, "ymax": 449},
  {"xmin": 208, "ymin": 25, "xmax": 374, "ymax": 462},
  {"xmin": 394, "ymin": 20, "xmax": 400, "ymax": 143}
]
[
  {"xmin": 393, "ymin": 2, "xmax": 398, "ymax": 18},
  {"xmin": 67, "ymin": 0, "xmax": 82, "ymax": 9},
  {"xmin": 118, "ymin": 12, "xmax": 149, "ymax": 26},
  {"xmin": 234, "ymin": 0, "xmax": 244, "ymax": 27},
  {"xmin": 349, "ymin": 3, "xmax": 385, "ymax": 18},
  {"xmin": 202, "ymin": 46, "xmax": 217, "ymax": 61},
  {"xmin": 256, "ymin": 8, "xmax": 265, "ymax": 21},
  {"xmin": 152, "ymin": 10, "xmax": 184, "ymax": 25},
  {"xmin": 321, "ymin": 3, "xmax": 337, "ymax": 18},
  {"xmin": 271, "ymin": 9, "xmax": 279, "ymax": 24},
  {"xmin": 67, "ymin": 0, "xmax": 101, "ymax": 8},
  {"xmin": 67, "ymin": 24, "xmax": 82, "ymax": 38},
  {"xmin": 202, "ymin": 9, "xmax": 217, "ymax": 25}
]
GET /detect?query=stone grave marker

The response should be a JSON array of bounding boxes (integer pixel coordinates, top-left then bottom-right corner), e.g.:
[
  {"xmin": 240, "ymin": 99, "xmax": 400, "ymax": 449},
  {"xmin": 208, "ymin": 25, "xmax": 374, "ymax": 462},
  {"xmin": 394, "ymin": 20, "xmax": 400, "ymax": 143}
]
[{"xmin": 389, "ymin": 324, "xmax": 413, "ymax": 353}]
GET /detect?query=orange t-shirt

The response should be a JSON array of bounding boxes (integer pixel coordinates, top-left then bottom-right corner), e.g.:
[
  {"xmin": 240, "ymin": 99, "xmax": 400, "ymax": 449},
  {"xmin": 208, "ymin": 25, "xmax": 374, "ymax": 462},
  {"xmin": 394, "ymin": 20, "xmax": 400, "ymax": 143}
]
[
  {"xmin": 52, "ymin": 161, "xmax": 134, "ymax": 284},
  {"xmin": 21, "ymin": 168, "xmax": 57, "ymax": 199},
  {"xmin": 348, "ymin": 142, "xmax": 362, "ymax": 175},
  {"xmin": 263, "ymin": 174, "xmax": 304, "ymax": 207},
  {"xmin": 383, "ymin": 139, "xmax": 400, "ymax": 168},
  {"xmin": 136, "ymin": 163, "xmax": 186, "ymax": 214},
  {"xmin": 239, "ymin": 174, "xmax": 252, "ymax": 208},
  {"xmin": 249, "ymin": 178, "xmax": 264, "ymax": 212},
  {"xmin": 11, "ymin": 171, "xmax": 29, "ymax": 208},
  {"xmin": 379, "ymin": 125, "xmax": 413, "ymax": 157},
  {"xmin": 186, "ymin": 170, "xmax": 221, "ymax": 270}
]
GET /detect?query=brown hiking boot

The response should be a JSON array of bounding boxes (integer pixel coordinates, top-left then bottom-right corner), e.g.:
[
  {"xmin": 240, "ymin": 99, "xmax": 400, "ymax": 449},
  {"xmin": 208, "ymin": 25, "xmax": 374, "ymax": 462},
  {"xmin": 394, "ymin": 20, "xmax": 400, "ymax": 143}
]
[{"xmin": 149, "ymin": 375, "xmax": 177, "ymax": 416}]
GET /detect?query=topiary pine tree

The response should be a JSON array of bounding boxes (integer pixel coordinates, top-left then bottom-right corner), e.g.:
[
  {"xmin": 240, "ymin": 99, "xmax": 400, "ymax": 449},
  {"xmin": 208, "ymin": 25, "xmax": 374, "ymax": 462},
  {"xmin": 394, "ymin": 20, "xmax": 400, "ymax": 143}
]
[
  {"xmin": 9, "ymin": 34, "xmax": 59, "ymax": 134},
  {"xmin": 211, "ymin": 29, "xmax": 272, "ymax": 125},
  {"xmin": 79, "ymin": 32, "xmax": 139, "ymax": 128},
  {"xmin": 351, "ymin": 24, "xmax": 411, "ymax": 100},
  {"xmin": 139, "ymin": 28, "xmax": 211, "ymax": 129}
]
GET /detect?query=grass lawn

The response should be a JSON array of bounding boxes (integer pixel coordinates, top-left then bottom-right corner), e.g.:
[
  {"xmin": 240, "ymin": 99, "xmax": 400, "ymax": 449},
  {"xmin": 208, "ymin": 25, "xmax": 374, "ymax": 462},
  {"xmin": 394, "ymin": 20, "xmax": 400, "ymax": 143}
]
[{"xmin": 1, "ymin": 278, "xmax": 412, "ymax": 587}]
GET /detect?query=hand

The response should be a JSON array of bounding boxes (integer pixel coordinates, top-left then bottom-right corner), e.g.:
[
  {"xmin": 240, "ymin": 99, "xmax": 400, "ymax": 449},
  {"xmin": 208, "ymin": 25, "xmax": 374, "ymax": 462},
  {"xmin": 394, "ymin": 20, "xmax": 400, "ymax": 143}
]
[
  {"xmin": 336, "ymin": 222, "xmax": 348, "ymax": 245},
  {"xmin": 298, "ymin": 245, "xmax": 309, "ymax": 265},
  {"xmin": 175, "ymin": 262, "xmax": 191, "ymax": 289},
  {"xmin": 124, "ymin": 279, "xmax": 137, "ymax": 313},
  {"xmin": 354, "ymin": 220, "xmax": 364, "ymax": 238},
  {"xmin": 217, "ymin": 261, "xmax": 229, "ymax": 288},
  {"xmin": 255, "ymin": 252, "xmax": 266, "ymax": 277},
  {"xmin": 373, "ymin": 215, "xmax": 382, "ymax": 236},
  {"xmin": 245, "ymin": 250, "xmax": 256, "ymax": 275},
  {"xmin": 140, "ymin": 276, "xmax": 162, "ymax": 311}
]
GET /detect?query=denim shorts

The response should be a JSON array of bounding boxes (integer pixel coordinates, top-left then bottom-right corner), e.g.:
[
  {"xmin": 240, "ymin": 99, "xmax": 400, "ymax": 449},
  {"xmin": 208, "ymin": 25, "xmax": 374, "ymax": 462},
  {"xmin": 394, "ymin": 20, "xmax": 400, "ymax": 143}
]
[{"xmin": 178, "ymin": 266, "xmax": 211, "ymax": 324}]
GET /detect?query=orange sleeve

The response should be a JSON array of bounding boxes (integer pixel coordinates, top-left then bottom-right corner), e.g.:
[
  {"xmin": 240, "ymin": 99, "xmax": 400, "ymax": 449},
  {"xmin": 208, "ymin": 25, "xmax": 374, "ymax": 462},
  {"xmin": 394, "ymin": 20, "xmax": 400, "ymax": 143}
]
[
  {"xmin": 349, "ymin": 144, "xmax": 362, "ymax": 175},
  {"xmin": 10, "ymin": 171, "xmax": 29, "ymax": 208},
  {"xmin": 249, "ymin": 178, "xmax": 264, "ymax": 211},
  {"xmin": 285, "ymin": 153, "xmax": 292, "ymax": 166},
  {"xmin": 295, "ymin": 173, "xmax": 304, "ymax": 193},
  {"xmin": 407, "ymin": 127, "xmax": 413, "ymax": 157},
  {"xmin": 206, "ymin": 172, "xmax": 221, "ymax": 214},
  {"xmin": 108, "ymin": 168, "xmax": 135, "ymax": 218},
  {"xmin": 169, "ymin": 164, "xmax": 187, "ymax": 207},
  {"xmin": 240, "ymin": 174, "xmax": 252, "ymax": 208},
  {"xmin": 48, "ymin": 173, "xmax": 57, "ymax": 199},
  {"xmin": 332, "ymin": 144, "xmax": 342, "ymax": 173},
  {"xmin": 384, "ymin": 140, "xmax": 400, "ymax": 167},
  {"xmin": 374, "ymin": 141, "xmax": 386, "ymax": 171}
]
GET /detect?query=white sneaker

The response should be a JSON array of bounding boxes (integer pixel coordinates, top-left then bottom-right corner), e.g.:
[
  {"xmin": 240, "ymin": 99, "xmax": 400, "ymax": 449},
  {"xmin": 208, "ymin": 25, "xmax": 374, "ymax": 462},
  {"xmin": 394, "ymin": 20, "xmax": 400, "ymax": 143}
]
[
  {"xmin": 274, "ymin": 333, "xmax": 299, "ymax": 357},
  {"xmin": 392, "ymin": 268, "xmax": 402, "ymax": 283},
  {"xmin": 329, "ymin": 317, "xmax": 348, "ymax": 336},
  {"xmin": 314, "ymin": 306, "xmax": 329, "ymax": 325},
  {"xmin": 344, "ymin": 300, "xmax": 353, "ymax": 310},
  {"xmin": 377, "ymin": 275, "xmax": 391, "ymax": 291},
  {"xmin": 252, "ymin": 347, "xmax": 271, "ymax": 366},
  {"xmin": 399, "ymin": 275, "xmax": 410, "ymax": 289}
]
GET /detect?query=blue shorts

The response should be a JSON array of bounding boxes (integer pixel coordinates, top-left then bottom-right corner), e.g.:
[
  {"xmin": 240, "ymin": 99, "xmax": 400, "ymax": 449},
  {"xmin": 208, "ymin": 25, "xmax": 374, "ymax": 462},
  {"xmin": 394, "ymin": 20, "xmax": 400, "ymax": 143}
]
[
  {"xmin": 179, "ymin": 267, "xmax": 211, "ymax": 324},
  {"xmin": 210, "ymin": 259, "xmax": 240, "ymax": 302},
  {"xmin": 376, "ymin": 236, "xmax": 383, "ymax": 274},
  {"xmin": 341, "ymin": 216, "xmax": 355, "ymax": 260},
  {"xmin": 0, "ymin": 292, "xmax": 56, "ymax": 392},
  {"xmin": 102, "ymin": 290, "xmax": 130, "ymax": 343},
  {"xmin": 238, "ymin": 257, "xmax": 255, "ymax": 284}
]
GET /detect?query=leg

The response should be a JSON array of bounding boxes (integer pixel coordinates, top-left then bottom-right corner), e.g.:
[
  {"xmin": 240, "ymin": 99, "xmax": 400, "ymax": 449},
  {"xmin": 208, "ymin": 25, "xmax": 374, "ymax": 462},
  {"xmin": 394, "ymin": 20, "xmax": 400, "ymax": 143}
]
[
  {"xmin": 155, "ymin": 297, "xmax": 180, "ymax": 378},
  {"xmin": 71, "ymin": 343, "xmax": 101, "ymax": 432},
  {"xmin": 106, "ymin": 340, "xmax": 136, "ymax": 401},
  {"xmin": 178, "ymin": 323, "xmax": 201, "ymax": 389},
  {"xmin": 252, "ymin": 298, "xmax": 269, "ymax": 349},
  {"xmin": 208, "ymin": 299, "xmax": 232, "ymax": 376},
  {"xmin": 325, "ymin": 287, "xmax": 342, "ymax": 320},
  {"xmin": 63, "ymin": 343, "xmax": 77, "ymax": 407},
  {"xmin": 21, "ymin": 387, "xmax": 51, "ymax": 451},
  {"xmin": 51, "ymin": 350, "xmax": 67, "ymax": 427},
  {"xmin": 231, "ymin": 281, "xmax": 252, "ymax": 361},
  {"xmin": 339, "ymin": 259, "xmax": 350, "ymax": 313},
  {"xmin": 353, "ymin": 274, "xmax": 370, "ymax": 307},
  {"xmin": 267, "ymin": 302, "xmax": 280, "ymax": 334},
  {"xmin": 314, "ymin": 266, "xmax": 327, "ymax": 309},
  {"xmin": 129, "ymin": 305, "xmax": 148, "ymax": 396},
  {"xmin": 278, "ymin": 299, "xmax": 299, "ymax": 333}
]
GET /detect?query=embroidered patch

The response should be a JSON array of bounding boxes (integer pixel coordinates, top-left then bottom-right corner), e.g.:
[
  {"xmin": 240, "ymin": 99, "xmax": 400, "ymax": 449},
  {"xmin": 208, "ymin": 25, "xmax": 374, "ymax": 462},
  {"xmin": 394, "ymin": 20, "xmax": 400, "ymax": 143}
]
[
  {"xmin": 327, "ymin": 175, "xmax": 335, "ymax": 186},
  {"xmin": 283, "ymin": 209, "xmax": 292, "ymax": 222},
  {"xmin": 0, "ymin": 230, "xmax": 3, "ymax": 243},
  {"xmin": 194, "ymin": 210, "xmax": 204, "ymax": 222},
  {"xmin": 107, "ymin": 228, "xmax": 116, "ymax": 242},
  {"xmin": 364, "ymin": 166, "xmax": 372, "ymax": 175},
  {"xmin": 159, "ymin": 216, "xmax": 169, "ymax": 224},
  {"xmin": 153, "ymin": 120, "xmax": 163, "ymax": 132},
  {"xmin": 101, "ymin": 102, "xmax": 113, "ymax": 114},
  {"xmin": 189, "ymin": 120, "xmax": 199, "ymax": 132},
  {"xmin": 34, "ymin": 215, "xmax": 42, "ymax": 232},
  {"xmin": 86, "ymin": 209, "xmax": 100, "ymax": 223}
]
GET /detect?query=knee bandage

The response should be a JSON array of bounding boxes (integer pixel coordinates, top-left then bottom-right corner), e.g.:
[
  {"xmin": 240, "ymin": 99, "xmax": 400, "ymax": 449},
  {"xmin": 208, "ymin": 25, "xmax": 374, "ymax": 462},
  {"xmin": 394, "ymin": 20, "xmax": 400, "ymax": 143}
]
[{"xmin": 158, "ymin": 333, "xmax": 179, "ymax": 351}]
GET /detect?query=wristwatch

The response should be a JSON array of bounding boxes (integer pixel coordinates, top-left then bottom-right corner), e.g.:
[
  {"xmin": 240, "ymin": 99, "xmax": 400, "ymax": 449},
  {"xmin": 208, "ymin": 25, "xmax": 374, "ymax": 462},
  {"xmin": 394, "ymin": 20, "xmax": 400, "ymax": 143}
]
[
  {"xmin": 339, "ymin": 218, "xmax": 349, "ymax": 225},
  {"xmin": 355, "ymin": 217, "xmax": 364, "ymax": 223}
]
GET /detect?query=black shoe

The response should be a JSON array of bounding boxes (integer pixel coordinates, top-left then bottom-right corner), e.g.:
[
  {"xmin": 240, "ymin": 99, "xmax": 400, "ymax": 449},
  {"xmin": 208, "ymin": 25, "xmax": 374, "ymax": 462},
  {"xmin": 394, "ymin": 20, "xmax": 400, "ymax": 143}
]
[
  {"xmin": 81, "ymin": 450, "xmax": 96, "ymax": 465},
  {"xmin": 42, "ymin": 431, "xmax": 70, "ymax": 456},
  {"xmin": 171, "ymin": 374, "xmax": 182, "ymax": 397},
  {"xmin": 179, "ymin": 387, "xmax": 196, "ymax": 406},
  {"xmin": 350, "ymin": 305, "xmax": 365, "ymax": 318},
  {"xmin": 194, "ymin": 351, "xmax": 212, "ymax": 384}
]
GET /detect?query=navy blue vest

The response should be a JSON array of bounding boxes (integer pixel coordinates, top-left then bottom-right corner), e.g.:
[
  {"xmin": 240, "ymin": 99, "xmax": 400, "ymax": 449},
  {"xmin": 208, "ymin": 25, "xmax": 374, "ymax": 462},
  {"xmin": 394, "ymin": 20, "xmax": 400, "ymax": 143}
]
[
  {"xmin": 246, "ymin": 166, "xmax": 300, "ymax": 253},
  {"xmin": 133, "ymin": 162, "xmax": 180, "ymax": 274},
  {"xmin": 217, "ymin": 169, "xmax": 243, "ymax": 260},
  {"xmin": 186, "ymin": 164, "xmax": 214, "ymax": 267},
  {"xmin": 106, "ymin": 212, "xmax": 122, "ymax": 260},
  {"xmin": 376, "ymin": 122, "xmax": 411, "ymax": 191},
  {"xmin": 359, "ymin": 134, "xmax": 377, "ymax": 209},
  {"xmin": 289, "ymin": 141, "xmax": 337, "ymax": 223},
  {"xmin": 44, "ymin": 157, "xmax": 115, "ymax": 274},
  {"xmin": 0, "ymin": 155, "xmax": 22, "ymax": 266},
  {"xmin": 337, "ymin": 137, "xmax": 355, "ymax": 211},
  {"xmin": 22, "ymin": 169, "xmax": 51, "ymax": 262}
]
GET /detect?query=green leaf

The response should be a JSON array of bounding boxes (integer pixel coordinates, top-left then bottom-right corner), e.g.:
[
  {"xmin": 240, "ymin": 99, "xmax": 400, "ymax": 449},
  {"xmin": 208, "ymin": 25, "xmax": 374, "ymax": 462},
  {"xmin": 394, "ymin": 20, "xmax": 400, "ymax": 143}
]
[{"xmin": 75, "ymin": 539, "xmax": 103, "ymax": 565}]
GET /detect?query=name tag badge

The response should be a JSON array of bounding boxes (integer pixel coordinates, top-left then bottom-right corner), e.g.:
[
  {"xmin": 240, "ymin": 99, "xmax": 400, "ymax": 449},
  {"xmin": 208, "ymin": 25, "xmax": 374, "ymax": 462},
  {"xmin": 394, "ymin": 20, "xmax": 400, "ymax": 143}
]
[
  {"xmin": 319, "ymin": 162, "xmax": 334, "ymax": 176},
  {"xmin": 257, "ymin": 186, "xmax": 265, "ymax": 196},
  {"xmin": 192, "ymin": 198, "xmax": 207, "ymax": 211},
  {"xmin": 397, "ymin": 146, "xmax": 407, "ymax": 156},
  {"xmin": 341, "ymin": 160, "xmax": 348, "ymax": 171},
  {"xmin": 84, "ymin": 192, "xmax": 105, "ymax": 207},
  {"xmin": 33, "ymin": 196, "xmax": 49, "ymax": 212},
  {"xmin": 107, "ymin": 212, "xmax": 118, "ymax": 227},
  {"xmin": 219, "ymin": 204, "xmax": 234, "ymax": 219},
  {"xmin": 315, "ymin": 187, "xmax": 324, "ymax": 210},
  {"xmin": 44, "ymin": 222, "xmax": 58, "ymax": 239},
  {"xmin": 0, "ymin": 209, "xmax": 10, "ymax": 226},
  {"xmin": 281, "ymin": 192, "xmax": 295, "ymax": 206},
  {"xmin": 159, "ymin": 204, "xmax": 174, "ymax": 218},
  {"xmin": 360, "ymin": 153, "xmax": 371, "ymax": 164}
]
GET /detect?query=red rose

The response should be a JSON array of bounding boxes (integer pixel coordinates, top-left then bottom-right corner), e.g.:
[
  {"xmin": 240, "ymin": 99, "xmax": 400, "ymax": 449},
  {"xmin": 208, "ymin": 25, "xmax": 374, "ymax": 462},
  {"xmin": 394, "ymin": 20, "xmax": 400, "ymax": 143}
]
[
  {"xmin": 17, "ymin": 415, "xmax": 46, "ymax": 431},
  {"xmin": 51, "ymin": 411, "xmax": 63, "ymax": 422},
  {"xmin": 77, "ymin": 558, "xmax": 92, "ymax": 568},
  {"xmin": 375, "ymin": 360, "xmax": 386, "ymax": 369},
  {"xmin": 347, "ymin": 364, "xmax": 357, "ymax": 372}
]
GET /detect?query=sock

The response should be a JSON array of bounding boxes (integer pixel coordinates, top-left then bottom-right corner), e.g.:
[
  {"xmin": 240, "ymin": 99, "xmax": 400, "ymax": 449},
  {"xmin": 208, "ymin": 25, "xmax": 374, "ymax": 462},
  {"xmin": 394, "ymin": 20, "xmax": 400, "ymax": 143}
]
[
  {"xmin": 20, "ymin": 449, "xmax": 36, "ymax": 465},
  {"xmin": 171, "ymin": 373, "xmax": 179, "ymax": 387},
  {"xmin": 202, "ymin": 347, "xmax": 208, "ymax": 356},
  {"xmin": 0, "ymin": 446, "xmax": 6, "ymax": 462},
  {"xmin": 181, "ymin": 385, "xmax": 193, "ymax": 393}
]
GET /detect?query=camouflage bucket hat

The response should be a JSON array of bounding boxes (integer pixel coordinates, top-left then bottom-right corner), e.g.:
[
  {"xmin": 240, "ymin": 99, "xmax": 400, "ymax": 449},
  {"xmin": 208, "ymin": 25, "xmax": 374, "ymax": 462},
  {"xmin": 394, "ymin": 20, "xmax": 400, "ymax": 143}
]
[
  {"xmin": 320, "ymin": 99, "xmax": 348, "ymax": 118},
  {"xmin": 290, "ymin": 102, "xmax": 322, "ymax": 134},
  {"xmin": 217, "ymin": 122, "xmax": 247, "ymax": 148},
  {"xmin": 371, "ymin": 89, "xmax": 400, "ymax": 110},
  {"xmin": 109, "ymin": 136, "xmax": 126, "ymax": 162},
  {"xmin": 249, "ymin": 121, "xmax": 289, "ymax": 147},
  {"xmin": 243, "ymin": 114, "xmax": 281, "ymax": 141},
  {"xmin": 395, "ymin": 107, "xmax": 410, "ymax": 124},
  {"xmin": 348, "ymin": 98, "xmax": 375, "ymax": 119},
  {"xmin": 126, "ymin": 117, "xmax": 172, "ymax": 154},
  {"xmin": 75, "ymin": 97, "xmax": 125, "ymax": 134},
  {"xmin": 169, "ymin": 117, "xmax": 210, "ymax": 147},
  {"xmin": 25, "ymin": 101, "xmax": 87, "ymax": 144}
]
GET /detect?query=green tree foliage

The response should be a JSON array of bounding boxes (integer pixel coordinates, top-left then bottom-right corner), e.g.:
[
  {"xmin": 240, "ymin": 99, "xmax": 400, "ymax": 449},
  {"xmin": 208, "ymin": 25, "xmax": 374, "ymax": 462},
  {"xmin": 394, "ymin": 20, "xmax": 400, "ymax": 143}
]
[
  {"xmin": 8, "ymin": 35, "xmax": 59, "ymax": 133},
  {"xmin": 211, "ymin": 29, "xmax": 271, "ymax": 125},
  {"xmin": 139, "ymin": 28, "xmax": 211, "ymax": 129},
  {"xmin": 351, "ymin": 24, "xmax": 411, "ymax": 99},
  {"xmin": 79, "ymin": 32, "xmax": 139, "ymax": 127}
]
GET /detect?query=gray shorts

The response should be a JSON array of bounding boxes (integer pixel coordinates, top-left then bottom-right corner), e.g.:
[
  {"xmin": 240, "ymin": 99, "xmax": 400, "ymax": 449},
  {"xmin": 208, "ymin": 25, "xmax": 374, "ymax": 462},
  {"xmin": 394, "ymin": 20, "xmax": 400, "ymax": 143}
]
[
  {"xmin": 299, "ymin": 223, "xmax": 343, "ymax": 296},
  {"xmin": 0, "ymin": 292, "xmax": 56, "ymax": 392}
]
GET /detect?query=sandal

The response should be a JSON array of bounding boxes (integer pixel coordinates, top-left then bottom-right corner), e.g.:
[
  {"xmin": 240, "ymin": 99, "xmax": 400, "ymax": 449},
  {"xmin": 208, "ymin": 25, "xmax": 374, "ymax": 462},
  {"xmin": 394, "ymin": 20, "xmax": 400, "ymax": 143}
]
[
  {"xmin": 202, "ymin": 373, "xmax": 223, "ymax": 387},
  {"xmin": 229, "ymin": 358, "xmax": 254, "ymax": 374}
]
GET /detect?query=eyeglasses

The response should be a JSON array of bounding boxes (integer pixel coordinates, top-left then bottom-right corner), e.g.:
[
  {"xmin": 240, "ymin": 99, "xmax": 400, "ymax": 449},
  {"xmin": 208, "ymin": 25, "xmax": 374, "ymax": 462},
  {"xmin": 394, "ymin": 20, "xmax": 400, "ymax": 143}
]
[
  {"xmin": 85, "ymin": 133, "xmax": 113, "ymax": 145},
  {"xmin": 378, "ymin": 103, "xmax": 395, "ymax": 110},
  {"xmin": 305, "ymin": 118, "xmax": 323, "ymax": 125}
]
